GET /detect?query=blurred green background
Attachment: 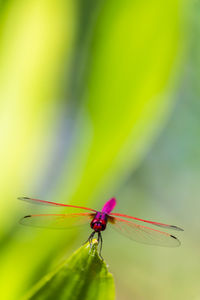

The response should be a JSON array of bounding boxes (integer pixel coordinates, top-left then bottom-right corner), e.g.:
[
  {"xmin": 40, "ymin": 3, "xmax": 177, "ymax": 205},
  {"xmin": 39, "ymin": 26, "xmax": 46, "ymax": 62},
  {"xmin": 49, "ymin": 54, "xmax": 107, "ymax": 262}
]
[{"xmin": 0, "ymin": 0, "xmax": 199, "ymax": 299}]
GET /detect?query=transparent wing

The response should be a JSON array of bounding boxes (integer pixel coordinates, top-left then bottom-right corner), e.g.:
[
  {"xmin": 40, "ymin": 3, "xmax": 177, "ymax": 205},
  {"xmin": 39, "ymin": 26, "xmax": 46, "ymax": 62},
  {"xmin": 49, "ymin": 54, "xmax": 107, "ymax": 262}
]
[
  {"xmin": 20, "ymin": 213, "xmax": 95, "ymax": 229},
  {"xmin": 110, "ymin": 213, "xmax": 183, "ymax": 231},
  {"xmin": 108, "ymin": 216, "xmax": 181, "ymax": 247},
  {"xmin": 18, "ymin": 197, "xmax": 97, "ymax": 212}
]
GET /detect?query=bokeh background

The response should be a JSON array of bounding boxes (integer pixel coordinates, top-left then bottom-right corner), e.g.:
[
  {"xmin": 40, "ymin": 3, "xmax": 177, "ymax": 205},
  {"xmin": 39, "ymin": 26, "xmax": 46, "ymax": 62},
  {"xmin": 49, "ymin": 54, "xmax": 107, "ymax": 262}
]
[{"xmin": 0, "ymin": 0, "xmax": 199, "ymax": 299}]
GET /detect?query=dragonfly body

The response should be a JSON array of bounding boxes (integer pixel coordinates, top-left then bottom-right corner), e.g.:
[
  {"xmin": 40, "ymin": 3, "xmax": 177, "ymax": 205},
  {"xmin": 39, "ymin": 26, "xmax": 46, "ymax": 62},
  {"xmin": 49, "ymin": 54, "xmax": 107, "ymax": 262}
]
[
  {"xmin": 90, "ymin": 198, "xmax": 116, "ymax": 233},
  {"xmin": 19, "ymin": 197, "xmax": 183, "ymax": 259}
]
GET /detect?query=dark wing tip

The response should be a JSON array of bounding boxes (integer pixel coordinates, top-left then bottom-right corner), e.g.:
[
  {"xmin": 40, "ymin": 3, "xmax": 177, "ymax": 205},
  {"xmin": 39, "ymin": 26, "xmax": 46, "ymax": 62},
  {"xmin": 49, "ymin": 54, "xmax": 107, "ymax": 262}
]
[
  {"xmin": 171, "ymin": 225, "xmax": 184, "ymax": 231},
  {"xmin": 170, "ymin": 234, "xmax": 177, "ymax": 239},
  {"xmin": 18, "ymin": 196, "xmax": 30, "ymax": 200},
  {"xmin": 170, "ymin": 234, "xmax": 181, "ymax": 246},
  {"xmin": 19, "ymin": 215, "xmax": 32, "ymax": 225}
]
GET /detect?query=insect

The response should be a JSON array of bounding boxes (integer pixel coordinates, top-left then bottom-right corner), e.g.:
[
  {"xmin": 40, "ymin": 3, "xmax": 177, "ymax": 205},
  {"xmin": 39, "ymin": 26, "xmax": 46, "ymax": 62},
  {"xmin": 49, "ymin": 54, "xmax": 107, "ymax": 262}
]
[{"xmin": 19, "ymin": 197, "xmax": 183, "ymax": 259}]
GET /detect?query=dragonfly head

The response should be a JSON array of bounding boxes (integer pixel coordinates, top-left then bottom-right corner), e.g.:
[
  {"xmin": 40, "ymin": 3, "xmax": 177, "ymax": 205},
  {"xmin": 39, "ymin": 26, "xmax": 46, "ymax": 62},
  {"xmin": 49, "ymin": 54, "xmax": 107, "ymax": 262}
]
[{"xmin": 90, "ymin": 214, "xmax": 107, "ymax": 232}]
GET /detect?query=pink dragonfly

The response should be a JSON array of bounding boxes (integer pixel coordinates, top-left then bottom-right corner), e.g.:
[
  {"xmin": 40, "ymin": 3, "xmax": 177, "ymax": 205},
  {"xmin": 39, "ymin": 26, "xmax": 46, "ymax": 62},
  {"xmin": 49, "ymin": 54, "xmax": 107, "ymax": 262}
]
[{"xmin": 19, "ymin": 197, "xmax": 183, "ymax": 259}]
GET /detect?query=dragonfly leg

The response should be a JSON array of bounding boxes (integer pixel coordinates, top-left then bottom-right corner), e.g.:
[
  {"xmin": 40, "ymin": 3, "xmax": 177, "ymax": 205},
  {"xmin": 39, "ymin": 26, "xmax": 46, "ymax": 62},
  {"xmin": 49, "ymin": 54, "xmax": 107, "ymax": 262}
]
[
  {"xmin": 87, "ymin": 231, "xmax": 96, "ymax": 249},
  {"xmin": 83, "ymin": 231, "xmax": 95, "ymax": 247},
  {"xmin": 97, "ymin": 232, "xmax": 104, "ymax": 260}
]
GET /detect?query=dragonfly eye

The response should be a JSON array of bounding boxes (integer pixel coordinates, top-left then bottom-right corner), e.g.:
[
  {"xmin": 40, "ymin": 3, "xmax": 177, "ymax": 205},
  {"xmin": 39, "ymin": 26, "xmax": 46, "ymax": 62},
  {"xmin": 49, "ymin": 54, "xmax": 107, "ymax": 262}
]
[{"xmin": 90, "ymin": 220, "xmax": 107, "ymax": 232}]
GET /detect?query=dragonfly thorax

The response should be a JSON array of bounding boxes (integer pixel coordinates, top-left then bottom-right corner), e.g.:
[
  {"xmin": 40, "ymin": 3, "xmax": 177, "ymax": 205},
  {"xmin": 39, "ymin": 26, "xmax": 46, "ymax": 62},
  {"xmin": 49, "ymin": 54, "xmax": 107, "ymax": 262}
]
[{"xmin": 90, "ymin": 212, "xmax": 107, "ymax": 232}]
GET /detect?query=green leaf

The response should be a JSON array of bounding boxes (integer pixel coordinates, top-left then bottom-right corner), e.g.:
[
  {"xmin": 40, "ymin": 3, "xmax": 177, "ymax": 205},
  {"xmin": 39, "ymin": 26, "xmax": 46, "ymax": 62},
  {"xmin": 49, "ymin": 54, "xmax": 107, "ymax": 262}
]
[{"xmin": 25, "ymin": 240, "xmax": 115, "ymax": 300}]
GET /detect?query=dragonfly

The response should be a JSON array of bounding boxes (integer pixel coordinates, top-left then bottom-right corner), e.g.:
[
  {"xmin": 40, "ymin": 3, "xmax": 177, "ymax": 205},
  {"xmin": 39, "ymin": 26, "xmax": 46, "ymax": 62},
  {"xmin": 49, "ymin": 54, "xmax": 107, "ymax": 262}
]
[{"xmin": 19, "ymin": 197, "xmax": 183, "ymax": 259}]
